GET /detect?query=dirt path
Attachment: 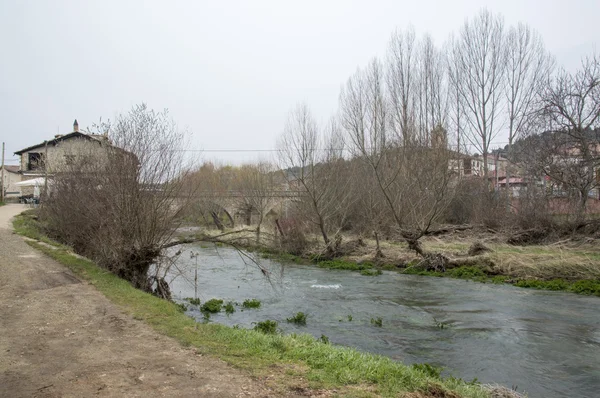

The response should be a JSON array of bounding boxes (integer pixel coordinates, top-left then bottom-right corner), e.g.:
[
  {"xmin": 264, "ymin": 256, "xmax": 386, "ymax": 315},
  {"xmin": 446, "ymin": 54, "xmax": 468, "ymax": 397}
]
[{"xmin": 0, "ymin": 205, "xmax": 279, "ymax": 397}]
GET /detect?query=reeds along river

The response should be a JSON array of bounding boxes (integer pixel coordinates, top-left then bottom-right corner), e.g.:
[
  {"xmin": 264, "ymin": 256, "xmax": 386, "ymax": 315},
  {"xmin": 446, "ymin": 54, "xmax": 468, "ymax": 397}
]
[{"xmin": 169, "ymin": 245, "xmax": 600, "ymax": 398}]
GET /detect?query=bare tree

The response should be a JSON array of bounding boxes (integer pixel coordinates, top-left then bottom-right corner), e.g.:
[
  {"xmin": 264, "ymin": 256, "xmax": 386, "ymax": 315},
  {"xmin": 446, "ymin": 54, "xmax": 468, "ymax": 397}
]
[
  {"xmin": 535, "ymin": 54, "xmax": 600, "ymax": 221},
  {"xmin": 277, "ymin": 104, "xmax": 354, "ymax": 256},
  {"xmin": 341, "ymin": 60, "xmax": 454, "ymax": 256},
  {"xmin": 447, "ymin": 40, "xmax": 467, "ymax": 161},
  {"xmin": 415, "ymin": 34, "xmax": 448, "ymax": 144},
  {"xmin": 387, "ymin": 27, "xmax": 417, "ymax": 146},
  {"xmin": 449, "ymin": 9, "xmax": 507, "ymax": 178},
  {"xmin": 43, "ymin": 104, "xmax": 199, "ymax": 296},
  {"xmin": 504, "ymin": 23, "xmax": 555, "ymax": 192}
]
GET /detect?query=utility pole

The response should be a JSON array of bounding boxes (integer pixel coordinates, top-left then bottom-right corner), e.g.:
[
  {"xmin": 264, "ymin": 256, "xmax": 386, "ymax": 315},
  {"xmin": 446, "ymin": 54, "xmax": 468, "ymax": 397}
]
[{"xmin": 1, "ymin": 142, "xmax": 5, "ymax": 203}]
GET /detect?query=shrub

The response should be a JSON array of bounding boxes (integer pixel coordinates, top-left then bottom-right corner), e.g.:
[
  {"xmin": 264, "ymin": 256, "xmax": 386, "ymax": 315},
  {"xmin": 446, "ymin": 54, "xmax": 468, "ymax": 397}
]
[
  {"xmin": 371, "ymin": 317, "xmax": 383, "ymax": 327},
  {"xmin": 277, "ymin": 218, "xmax": 309, "ymax": 255},
  {"xmin": 184, "ymin": 297, "xmax": 201, "ymax": 306},
  {"xmin": 360, "ymin": 269, "xmax": 382, "ymax": 276},
  {"xmin": 286, "ymin": 312, "xmax": 307, "ymax": 325},
  {"xmin": 201, "ymin": 299, "xmax": 223, "ymax": 313},
  {"xmin": 242, "ymin": 299, "xmax": 261, "ymax": 309},
  {"xmin": 224, "ymin": 301, "xmax": 235, "ymax": 314},
  {"xmin": 253, "ymin": 320, "xmax": 278, "ymax": 334}
]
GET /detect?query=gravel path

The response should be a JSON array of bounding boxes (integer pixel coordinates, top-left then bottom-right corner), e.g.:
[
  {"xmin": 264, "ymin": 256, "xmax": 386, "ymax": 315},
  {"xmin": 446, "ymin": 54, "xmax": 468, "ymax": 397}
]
[{"xmin": 0, "ymin": 204, "xmax": 278, "ymax": 397}]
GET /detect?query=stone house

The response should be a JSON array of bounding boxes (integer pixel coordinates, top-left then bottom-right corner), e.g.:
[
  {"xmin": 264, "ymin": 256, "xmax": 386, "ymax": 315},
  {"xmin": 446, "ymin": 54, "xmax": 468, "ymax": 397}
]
[{"xmin": 13, "ymin": 120, "xmax": 114, "ymax": 196}]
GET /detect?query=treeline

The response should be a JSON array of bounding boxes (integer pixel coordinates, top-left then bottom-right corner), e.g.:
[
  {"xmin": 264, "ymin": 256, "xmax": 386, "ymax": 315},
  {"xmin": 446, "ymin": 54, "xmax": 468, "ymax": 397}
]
[{"xmin": 192, "ymin": 9, "xmax": 599, "ymax": 257}]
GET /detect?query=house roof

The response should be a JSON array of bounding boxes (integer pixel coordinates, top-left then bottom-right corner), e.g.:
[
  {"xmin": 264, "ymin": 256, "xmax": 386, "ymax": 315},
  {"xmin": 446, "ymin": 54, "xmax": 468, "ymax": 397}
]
[
  {"xmin": 14, "ymin": 132, "xmax": 109, "ymax": 155},
  {"xmin": 1, "ymin": 165, "xmax": 20, "ymax": 173}
]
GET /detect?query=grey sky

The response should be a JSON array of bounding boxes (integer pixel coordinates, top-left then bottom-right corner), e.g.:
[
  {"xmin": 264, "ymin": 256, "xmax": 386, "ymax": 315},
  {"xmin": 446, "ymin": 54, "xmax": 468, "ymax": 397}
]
[{"xmin": 1, "ymin": 0, "xmax": 598, "ymax": 166}]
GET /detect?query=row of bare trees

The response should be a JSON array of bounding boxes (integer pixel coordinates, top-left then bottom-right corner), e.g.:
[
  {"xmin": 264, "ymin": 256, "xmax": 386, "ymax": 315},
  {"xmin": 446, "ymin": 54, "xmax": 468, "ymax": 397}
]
[{"xmin": 269, "ymin": 9, "xmax": 599, "ymax": 254}]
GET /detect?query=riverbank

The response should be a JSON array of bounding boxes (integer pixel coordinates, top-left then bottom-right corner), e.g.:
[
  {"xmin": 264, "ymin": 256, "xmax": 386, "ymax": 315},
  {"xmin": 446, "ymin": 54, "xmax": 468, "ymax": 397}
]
[
  {"xmin": 0, "ymin": 205, "xmax": 274, "ymax": 397},
  {"xmin": 199, "ymin": 228, "xmax": 600, "ymax": 297},
  {"xmin": 13, "ymin": 210, "xmax": 511, "ymax": 398}
]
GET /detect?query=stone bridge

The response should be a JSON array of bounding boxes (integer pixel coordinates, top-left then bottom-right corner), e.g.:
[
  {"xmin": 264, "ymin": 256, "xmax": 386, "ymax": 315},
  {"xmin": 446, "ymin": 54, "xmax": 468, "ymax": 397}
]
[{"xmin": 190, "ymin": 190, "xmax": 302, "ymax": 227}]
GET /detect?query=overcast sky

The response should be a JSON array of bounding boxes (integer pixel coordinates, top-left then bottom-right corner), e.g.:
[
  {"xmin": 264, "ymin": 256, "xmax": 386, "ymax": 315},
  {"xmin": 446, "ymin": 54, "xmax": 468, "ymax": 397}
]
[{"xmin": 1, "ymin": 0, "xmax": 598, "ymax": 166}]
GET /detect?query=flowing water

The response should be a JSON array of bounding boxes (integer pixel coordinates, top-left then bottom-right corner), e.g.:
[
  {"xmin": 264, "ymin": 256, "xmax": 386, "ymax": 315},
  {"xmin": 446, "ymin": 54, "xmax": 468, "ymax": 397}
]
[{"xmin": 169, "ymin": 245, "xmax": 600, "ymax": 398}]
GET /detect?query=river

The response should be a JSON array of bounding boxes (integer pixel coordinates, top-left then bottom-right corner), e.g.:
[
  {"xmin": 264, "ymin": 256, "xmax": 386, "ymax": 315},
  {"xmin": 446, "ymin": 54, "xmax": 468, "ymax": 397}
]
[{"xmin": 169, "ymin": 245, "xmax": 600, "ymax": 398}]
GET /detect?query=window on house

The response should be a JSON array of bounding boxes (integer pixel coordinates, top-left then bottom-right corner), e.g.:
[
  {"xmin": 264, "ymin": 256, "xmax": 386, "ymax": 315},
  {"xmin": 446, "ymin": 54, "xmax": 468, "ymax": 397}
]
[
  {"xmin": 28, "ymin": 152, "xmax": 45, "ymax": 171},
  {"xmin": 463, "ymin": 158, "xmax": 471, "ymax": 174}
]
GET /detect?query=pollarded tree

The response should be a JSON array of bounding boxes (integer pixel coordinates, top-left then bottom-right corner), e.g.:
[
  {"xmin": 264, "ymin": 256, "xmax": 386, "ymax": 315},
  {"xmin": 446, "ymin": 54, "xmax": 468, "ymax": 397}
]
[
  {"xmin": 340, "ymin": 59, "xmax": 455, "ymax": 256},
  {"xmin": 43, "ymin": 104, "xmax": 199, "ymax": 295}
]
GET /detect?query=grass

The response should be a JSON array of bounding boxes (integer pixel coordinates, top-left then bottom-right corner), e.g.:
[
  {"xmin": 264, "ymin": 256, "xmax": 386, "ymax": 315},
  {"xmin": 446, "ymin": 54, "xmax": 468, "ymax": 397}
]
[
  {"xmin": 253, "ymin": 320, "xmax": 279, "ymax": 334},
  {"xmin": 317, "ymin": 259, "xmax": 373, "ymax": 271},
  {"xmin": 13, "ymin": 212, "xmax": 493, "ymax": 398},
  {"xmin": 242, "ymin": 298, "xmax": 261, "ymax": 309},
  {"xmin": 360, "ymin": 269, "xmax": 383, "ymax": 276},
  {"xmin": 404, "ymin": 265, "xmax": 600, "ymax": 297},
  {"xmin": 201, "ymin": 299, "xmax": 223, "ymax": 313},
  {"xmin": 12, "ymin": 209, "xmax": 62, "ymax": 247},
  {"xmin": 185, "ymin": 297, "xmax": 201, "ymax": 306},
  {"xmin": 286, "ymin": 312, "xmax": 307, "ymax": 326},
  {"xmin": 224, "ymin": 301, "xmax": 235, "ymax": 314}
]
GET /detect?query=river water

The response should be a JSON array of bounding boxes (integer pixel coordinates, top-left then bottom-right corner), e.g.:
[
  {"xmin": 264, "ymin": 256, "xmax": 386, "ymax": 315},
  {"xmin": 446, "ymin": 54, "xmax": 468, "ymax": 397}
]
[{"xmin": 169, "ymin": 245, "xmax": 600, "ymax": 398}]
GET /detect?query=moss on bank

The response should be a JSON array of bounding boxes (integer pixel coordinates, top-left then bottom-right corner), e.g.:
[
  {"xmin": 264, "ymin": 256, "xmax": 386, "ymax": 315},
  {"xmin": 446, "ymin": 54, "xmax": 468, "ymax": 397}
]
[
  {"xmin": 13, "ymin": 212, "xmax": 492, "ymax": 398},
  {"xmin": 403, "ymin": 265, "xmax": 600, "ymax": 297},
  {"xmin": 251, "ymin": 243, "xmax": 600, "ymax": 297}
]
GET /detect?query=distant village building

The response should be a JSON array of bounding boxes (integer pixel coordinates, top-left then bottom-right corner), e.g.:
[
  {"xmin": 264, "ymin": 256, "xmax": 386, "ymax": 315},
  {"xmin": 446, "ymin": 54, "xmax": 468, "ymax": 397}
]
[
  {"xmin": 1, "ymin": 165, "xmax": 22, "ymax": 200},
  {"xmin": 448, "ymin": 153, "xmax": 505, "ymax": 178}
]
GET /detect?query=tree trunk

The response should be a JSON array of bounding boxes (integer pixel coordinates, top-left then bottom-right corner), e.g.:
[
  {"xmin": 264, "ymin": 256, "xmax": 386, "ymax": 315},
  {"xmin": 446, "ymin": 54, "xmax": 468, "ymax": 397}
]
[
  {"xmin": 211, "ymin": 211, "xmax": 225, "ymax": 231},
  {"xmin": 374, "ymin": 231, "xmax": 383, "ymax": 258}
]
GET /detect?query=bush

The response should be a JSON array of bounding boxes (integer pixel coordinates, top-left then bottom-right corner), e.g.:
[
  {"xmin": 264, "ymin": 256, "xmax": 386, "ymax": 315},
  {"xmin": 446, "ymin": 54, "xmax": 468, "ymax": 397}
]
[
  {"xmin": 184, "ymin": 297, "xmax": 201, "ymax": 306},
  {"xmin": 253, "ymin": 320, "xmax": 278, "ymax": 334},
  {"xmin": 371, "ymin": 317, "xmax": 383, "ymax": 327},
  {"xmin": 286, "ymin": 312, "xmax": 307, "ymax": 325},
  {"xmin": 277, "ymin": 218, "xmax": 309, "ymax": 255},
  {"xmin": 201, "ymin": 299, "xmax": 223, "ymax": 313},
  {"xmin": 360, "ymin": 269, "xmax": 382, "ymax": 276},
  {"xmin": 224, "ymin": 301, "xmax": 235, "ymax": 314},
  {"xmin": 242, "ymin": 299, "xmax": 261, "ymax": 309}
]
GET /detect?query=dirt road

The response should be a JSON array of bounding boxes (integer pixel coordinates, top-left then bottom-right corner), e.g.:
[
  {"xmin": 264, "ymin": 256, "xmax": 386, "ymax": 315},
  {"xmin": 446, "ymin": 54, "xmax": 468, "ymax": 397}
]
[{"xmin": 0, "ymin": 204, "xmax": 276, "ymax": 397}]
